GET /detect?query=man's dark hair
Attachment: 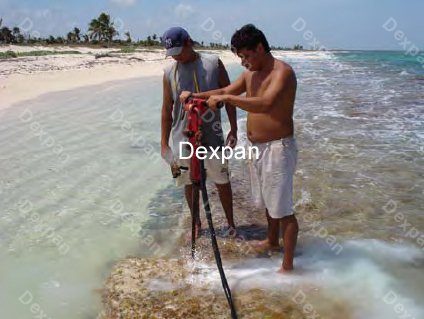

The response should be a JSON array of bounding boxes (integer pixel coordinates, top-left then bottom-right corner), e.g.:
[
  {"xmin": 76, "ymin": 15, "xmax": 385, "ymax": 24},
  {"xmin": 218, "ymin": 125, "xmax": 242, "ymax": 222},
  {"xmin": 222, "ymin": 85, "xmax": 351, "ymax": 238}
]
[{"xmin": 231, "ymin": 24, "xmax": 271, "ymax": 53}]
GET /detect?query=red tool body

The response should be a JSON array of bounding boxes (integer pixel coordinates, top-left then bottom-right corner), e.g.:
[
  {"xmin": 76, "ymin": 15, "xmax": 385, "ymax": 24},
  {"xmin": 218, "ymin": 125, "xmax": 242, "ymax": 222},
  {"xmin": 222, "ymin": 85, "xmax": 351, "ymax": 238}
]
[{"xmin": 183, "ymin": 97, "xmax": 209, "ymax": 183}]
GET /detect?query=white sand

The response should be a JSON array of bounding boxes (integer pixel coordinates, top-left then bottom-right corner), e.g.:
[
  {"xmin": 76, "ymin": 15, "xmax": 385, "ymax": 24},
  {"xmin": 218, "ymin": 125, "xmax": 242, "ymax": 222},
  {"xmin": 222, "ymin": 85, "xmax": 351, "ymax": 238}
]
[{"xmin": 0, "ymin": 45, "xmax": 239, "ymax": 110}]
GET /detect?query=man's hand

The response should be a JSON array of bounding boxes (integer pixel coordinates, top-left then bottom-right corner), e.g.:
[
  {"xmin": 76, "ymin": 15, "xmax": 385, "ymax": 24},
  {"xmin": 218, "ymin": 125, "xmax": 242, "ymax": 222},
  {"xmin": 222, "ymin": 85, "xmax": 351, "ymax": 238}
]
[
  {"xmin": 179, "ymin": 91, "xmax": 192, "ymax": 104},
  {"xmin": 226, "ymin": 130, "xmax": 238, "ymax": 148},
  {"xmin": 161, "ymin": 144, "xmax": 173, "ymax": 164},
  {"xmin": 207, "ymin": 95, "xmax": 227, "ymax": 111}
]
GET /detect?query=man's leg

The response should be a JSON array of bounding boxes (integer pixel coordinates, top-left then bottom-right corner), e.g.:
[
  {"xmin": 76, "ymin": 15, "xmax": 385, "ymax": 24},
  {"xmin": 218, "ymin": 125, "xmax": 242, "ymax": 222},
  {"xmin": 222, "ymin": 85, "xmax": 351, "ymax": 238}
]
[
  {"xmin": 266, "ymin": 209, "xmax": 280, "ymax": 246},
  {"xmin": 215, "ymin": 182, "xmax": 236, "ymax": 232},
  {"xmin": 278, "ymin": 214, "xmax": 299, "ymax": 273},
  {"xmin": 252, "ymin": 209, "xmax": 281, "ymax": 250},
  {"xmin": 185, "ymin": 184, "xmax": 201, "ymax": 238}
]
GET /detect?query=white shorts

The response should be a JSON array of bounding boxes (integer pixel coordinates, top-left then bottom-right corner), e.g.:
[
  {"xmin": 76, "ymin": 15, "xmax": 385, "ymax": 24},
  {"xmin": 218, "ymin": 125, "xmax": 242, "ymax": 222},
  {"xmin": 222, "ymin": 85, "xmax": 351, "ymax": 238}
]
[
  {"xmin": 174, "ymin": 156, "xmax": 230, "ymax": 187},
  {"xmin": 248, "ymin": 136, "xmax": 298, "ymax": 219}
]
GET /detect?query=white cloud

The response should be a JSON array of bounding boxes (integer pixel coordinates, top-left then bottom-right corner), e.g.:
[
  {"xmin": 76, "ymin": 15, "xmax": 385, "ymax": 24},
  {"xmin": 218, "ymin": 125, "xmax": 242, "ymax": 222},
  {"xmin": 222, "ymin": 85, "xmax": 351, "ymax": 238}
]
[
  {"xmin": 110, "ymin": 0, "xmax": 137, "ymax": 7},
  {"xmin": 34, "ymin": 9, "xmax": 52, "ymax": 19},
  {"xmin": 174, "ymin": 3, "xmax": 195, "ymax": 20}
]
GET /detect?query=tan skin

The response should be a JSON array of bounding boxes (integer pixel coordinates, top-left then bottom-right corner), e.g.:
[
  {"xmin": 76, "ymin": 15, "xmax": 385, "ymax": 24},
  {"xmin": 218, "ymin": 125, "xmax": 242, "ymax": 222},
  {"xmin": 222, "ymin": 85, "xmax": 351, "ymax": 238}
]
[
  {"xmin": 180, "ymin": 43, "xmax": 299, "ymax": 272},
  {"xmin": 161, "ymin": 39, "xmax": 238, "ymax": 239}
]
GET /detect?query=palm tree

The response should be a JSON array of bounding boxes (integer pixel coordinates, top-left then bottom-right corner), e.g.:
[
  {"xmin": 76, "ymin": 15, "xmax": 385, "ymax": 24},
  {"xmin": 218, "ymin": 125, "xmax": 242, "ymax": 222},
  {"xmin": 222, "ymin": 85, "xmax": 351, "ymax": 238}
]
[
  {"xmin": 66, "ymin": 27, "xmax": 81, "ymax": 44},
  {"xmin": 47, "ymin": 35, "xmax": 56, "ymax": 44},
  {"xmin": 12, "ymin": 27, "xmax": 20, "ymax": 36},
  {"xmin": 124, "ymin": 31, "xmax": 131, "ymax": 43},
  {"xmin": 12, "ymin": 27, "xmax": 24, "ymax": 43},
  {"xmin": 73, "ymin": 27, "xmax": 81, "ymax": 42},
  {"xmin": 88, "ymin": 18, "xmax": 102, "ymax": 41},
  {"xmin": 67, "ymin": 31, "xmax": 74, "ymax": 43},
  {"xmin": 0, "ymin": 26, "xmax": 13, "ymax": 43},
  {"xmin": 88, "ymin": 13, "xmax": 118, "ymax": 45}
]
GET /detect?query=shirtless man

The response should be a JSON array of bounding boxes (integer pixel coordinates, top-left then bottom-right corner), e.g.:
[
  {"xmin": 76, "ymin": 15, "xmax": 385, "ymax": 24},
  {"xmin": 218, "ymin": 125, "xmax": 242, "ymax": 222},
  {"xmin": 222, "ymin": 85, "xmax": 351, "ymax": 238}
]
[{"xmin": 180, "ymin": 24, "xmax": 298, "ymax": 272}]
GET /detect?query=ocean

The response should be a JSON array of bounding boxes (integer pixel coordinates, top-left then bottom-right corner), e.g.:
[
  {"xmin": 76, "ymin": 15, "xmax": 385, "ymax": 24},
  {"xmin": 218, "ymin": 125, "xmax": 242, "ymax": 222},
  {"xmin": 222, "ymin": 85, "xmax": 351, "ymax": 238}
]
[{"xmin": 0, "ymin": 50, "xmax": 423, "ymax": 318}]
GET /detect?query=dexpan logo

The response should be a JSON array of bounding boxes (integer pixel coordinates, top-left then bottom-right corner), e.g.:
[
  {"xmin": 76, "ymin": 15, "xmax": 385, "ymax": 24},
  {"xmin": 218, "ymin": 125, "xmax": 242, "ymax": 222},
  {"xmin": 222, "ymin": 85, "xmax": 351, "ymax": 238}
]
[{"xmin": 179, "ymin": 142, "xmax": 259, "ymax": 164}]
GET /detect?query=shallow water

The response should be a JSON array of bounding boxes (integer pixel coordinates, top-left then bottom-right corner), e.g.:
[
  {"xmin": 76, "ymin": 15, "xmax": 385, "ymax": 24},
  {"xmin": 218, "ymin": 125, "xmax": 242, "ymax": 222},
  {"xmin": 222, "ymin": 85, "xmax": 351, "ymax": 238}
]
[
  {"xmin": 1, "ymin": 51, "xmax": 423, "ymax": 318},
  {"xmin": 0, "ymin": 77, "xmax": 182, "ymax": 318},
  {"xmin": 280, "ymin": 51, "xmax": 424, "ymax": 242}
]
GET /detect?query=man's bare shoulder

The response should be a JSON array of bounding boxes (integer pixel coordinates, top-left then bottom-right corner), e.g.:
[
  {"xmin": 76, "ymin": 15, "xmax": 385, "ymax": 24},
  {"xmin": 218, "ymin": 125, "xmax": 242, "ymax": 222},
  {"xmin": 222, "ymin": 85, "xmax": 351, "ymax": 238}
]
[
  {"xmin": 271, "ymin": 60, "xmax": 296, "ymax": 88},
  {"xmin": 242, "ymin": 69, "xmax": 252, "ymax": 76},
  {"xmin": 274, "ymin": 59, "xmax": 295, "ymax": 77},
  {"xmin": 239, "ymin": 69, "xmax": 252, "ymax": 82}
]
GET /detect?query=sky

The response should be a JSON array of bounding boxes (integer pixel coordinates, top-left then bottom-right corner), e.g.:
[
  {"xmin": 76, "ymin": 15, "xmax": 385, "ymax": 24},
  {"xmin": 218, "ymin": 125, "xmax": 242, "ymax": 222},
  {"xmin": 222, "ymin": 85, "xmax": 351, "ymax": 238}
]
[{"xmin": 1, "ymin": 0, "xmax": 423, "ymax": 50}]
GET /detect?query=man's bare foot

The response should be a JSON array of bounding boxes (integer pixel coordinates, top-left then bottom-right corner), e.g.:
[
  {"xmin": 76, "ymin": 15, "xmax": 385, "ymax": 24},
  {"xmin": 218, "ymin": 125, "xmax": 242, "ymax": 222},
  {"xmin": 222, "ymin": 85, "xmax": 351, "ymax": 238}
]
[
  {"xmin": 277, "ymin": 262, "xmax": 294, "ymax": 274},
  {"xmin": 250, "ymin": 239, "xmax": 281, "ymax": 252},
  {"xmin": 277, "ymin": 266, "xmax": 294, "ymax": 274},
  {"xmin": 224, "ymin": 226, "xmax": 241, "ymax": 239},
  {"xmin": 194, "ymin": 223, "xmax": 201, "ymax": 239}
]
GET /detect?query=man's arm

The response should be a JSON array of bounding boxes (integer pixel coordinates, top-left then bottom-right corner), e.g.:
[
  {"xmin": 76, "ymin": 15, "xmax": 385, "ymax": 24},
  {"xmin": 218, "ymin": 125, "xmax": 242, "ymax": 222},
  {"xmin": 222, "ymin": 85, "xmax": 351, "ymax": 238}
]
[
  {"xmin": 210, "ymin": 68, "xmax": 293, "ymax": 113},
  {"xmin": 217, "ymin": 59, "xmax": 238, "ymax": 142},
  {"xmin": 161, "ymin": 73, "xmax": 173, "ymax": 160},
  {"xmin": 191, "ymin": 73, "xmax": 246, "ymax": 99},
  {"xmin": 180, "ymin": 60, "xmax": 246, "ymax": 102}
]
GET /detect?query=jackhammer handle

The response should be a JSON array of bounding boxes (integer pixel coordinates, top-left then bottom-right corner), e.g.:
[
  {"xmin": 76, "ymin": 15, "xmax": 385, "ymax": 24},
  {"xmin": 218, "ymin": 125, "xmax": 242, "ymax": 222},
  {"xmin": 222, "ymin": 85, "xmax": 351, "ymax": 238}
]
[
  {"xmin": 185, "ymin": 96, "xmax": 224, "ymax": 109},
  {"xmin": 205, "ymin": 100, "xmax": 225, "ymax": 109}
]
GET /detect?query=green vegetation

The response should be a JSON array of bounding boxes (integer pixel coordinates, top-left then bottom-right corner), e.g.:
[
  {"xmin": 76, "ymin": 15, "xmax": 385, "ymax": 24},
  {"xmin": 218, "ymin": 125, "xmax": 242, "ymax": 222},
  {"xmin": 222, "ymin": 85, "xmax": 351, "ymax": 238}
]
[
  {"xmin": 0, "ymin": 50, "xmax": 81, "ymax": 59},
  {"xmin": 88, "ymin": 13, "xmax": 117, "ymax": 45},
  {"xmin": 0, "ymin": 18, "xmax": 24, "ymax": 44},
  {"xmin": 66, "ymin": 27, "xmax": 81, "ymax": 44},
  {"xmin": 118, "ymin": 46, "xmax": 137, "ymax": 53},
  {"xmin": 0, "ymin": 50, "xmax": 17, "ymax": 58}
]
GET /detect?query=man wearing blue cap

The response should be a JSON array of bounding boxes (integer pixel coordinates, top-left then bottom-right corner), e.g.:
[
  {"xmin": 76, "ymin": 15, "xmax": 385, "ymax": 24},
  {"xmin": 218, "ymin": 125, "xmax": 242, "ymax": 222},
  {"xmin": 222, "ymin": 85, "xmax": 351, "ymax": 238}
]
[{"xmin": 160, "ymin": 26, "xmax": 238, "ymax": 238}]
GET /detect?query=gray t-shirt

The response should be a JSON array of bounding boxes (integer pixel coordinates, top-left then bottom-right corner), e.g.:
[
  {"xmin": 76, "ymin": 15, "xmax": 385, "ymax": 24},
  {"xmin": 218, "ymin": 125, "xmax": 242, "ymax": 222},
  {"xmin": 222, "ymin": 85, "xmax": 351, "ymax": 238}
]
[{"xmin": 164, "ymin": 53, "xmax": 224, "ymax": 156}]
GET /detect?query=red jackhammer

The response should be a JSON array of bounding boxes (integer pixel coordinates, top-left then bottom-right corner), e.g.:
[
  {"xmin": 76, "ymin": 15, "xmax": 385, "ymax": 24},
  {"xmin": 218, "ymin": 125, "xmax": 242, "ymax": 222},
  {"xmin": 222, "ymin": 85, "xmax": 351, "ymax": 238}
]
[{"xmin": 182, "ymin": 97, "xmax": 238, "ymax": 319}]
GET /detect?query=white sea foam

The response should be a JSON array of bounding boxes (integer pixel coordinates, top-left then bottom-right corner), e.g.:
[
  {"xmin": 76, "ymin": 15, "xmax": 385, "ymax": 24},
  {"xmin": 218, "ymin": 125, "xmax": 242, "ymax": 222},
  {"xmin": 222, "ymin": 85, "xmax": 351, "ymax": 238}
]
[{"xmin": 187, "ymin": 239, "xmax": 424, "ymax": 319}]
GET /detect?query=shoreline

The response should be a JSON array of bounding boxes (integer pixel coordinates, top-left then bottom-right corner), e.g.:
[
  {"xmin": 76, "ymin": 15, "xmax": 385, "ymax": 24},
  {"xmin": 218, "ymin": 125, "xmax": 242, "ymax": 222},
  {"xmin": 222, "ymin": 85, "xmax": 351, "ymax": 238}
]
[{"xmin": 0, "ymin": 46, "xmax": 239, "ymax": 110}]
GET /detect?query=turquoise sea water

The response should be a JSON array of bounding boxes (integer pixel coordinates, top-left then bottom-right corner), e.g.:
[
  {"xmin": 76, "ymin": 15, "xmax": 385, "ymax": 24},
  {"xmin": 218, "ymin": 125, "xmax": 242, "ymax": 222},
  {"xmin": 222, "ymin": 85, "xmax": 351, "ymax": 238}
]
[
  {"xmin": 0, "ymin": 77, "xmax": 177, "ymax": 318},
  {"xmin": 335, "ymin": 50, "xmax": 424, "ymax": 75},
  {"xmin": 0, "ymin": 50, "xmax": 423, "ymax": 318}
]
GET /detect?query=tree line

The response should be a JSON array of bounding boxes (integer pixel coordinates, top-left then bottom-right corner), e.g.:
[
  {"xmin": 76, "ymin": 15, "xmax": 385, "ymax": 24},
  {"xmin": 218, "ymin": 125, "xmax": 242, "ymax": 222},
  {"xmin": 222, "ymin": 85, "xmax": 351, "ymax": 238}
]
[
  {"xmin": 0, "ymin": 13, "xmax": 305, "ymax": 50},
  {"xmin": 0, "ymin": 13, "xmax": 161, "ymax": 47}
]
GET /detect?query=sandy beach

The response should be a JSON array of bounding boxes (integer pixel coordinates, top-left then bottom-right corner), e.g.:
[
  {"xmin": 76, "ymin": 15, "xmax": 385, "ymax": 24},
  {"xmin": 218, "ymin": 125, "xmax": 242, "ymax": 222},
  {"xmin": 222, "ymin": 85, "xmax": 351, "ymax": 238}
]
[{"xmin": 0, "ymin": 45, "xmax": 239, "ymax": 110}]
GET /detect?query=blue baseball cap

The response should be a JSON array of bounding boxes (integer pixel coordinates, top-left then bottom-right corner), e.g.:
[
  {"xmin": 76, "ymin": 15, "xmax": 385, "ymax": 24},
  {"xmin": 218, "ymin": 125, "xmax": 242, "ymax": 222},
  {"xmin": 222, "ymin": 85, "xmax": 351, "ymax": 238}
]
[{"xmin": 161, "ymin": 27, "xmax": 190, "ymax": 56}]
